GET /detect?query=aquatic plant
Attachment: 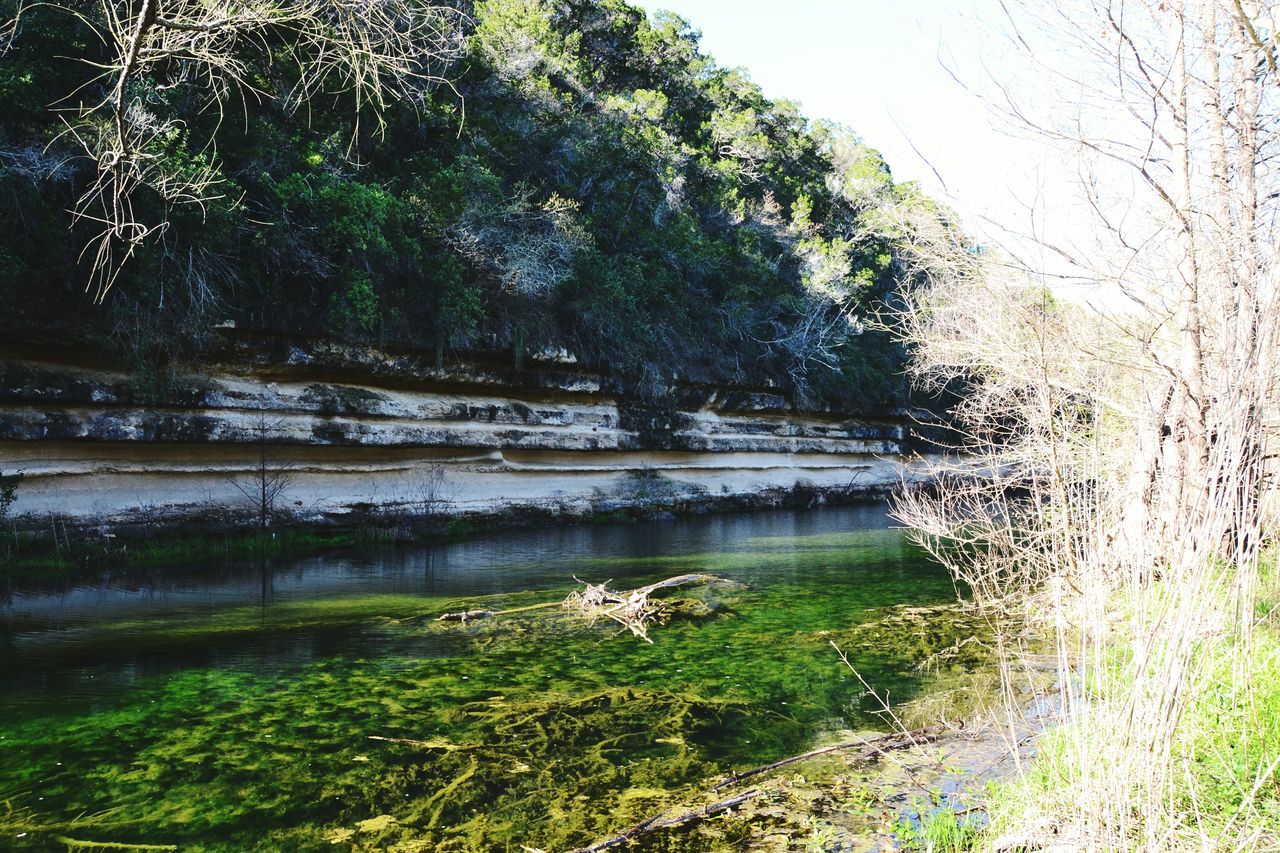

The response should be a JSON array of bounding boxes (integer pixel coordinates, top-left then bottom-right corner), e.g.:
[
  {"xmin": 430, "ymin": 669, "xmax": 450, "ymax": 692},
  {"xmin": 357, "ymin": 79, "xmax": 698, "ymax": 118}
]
[{"xmin": 0, "ymin": 516, "xmax": 985, "ymax": 850}]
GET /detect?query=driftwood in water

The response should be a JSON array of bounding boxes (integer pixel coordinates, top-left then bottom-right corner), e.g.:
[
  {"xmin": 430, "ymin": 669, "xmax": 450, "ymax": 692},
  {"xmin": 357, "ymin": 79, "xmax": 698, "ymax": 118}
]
[
  {"xmin": 568, "ymin": 789, "xmax": 762, "ymax": 853},
  {"xmin": 436, "ymin": 601, "xmax": 561, "ymax": 623},
  {"xmin": 433, "ymin": 574, "xmax": 728, "ymax": 638},
  {"xmin": 437, "ymin": 609, "xmax": 494, "ymax": 623},
  {"xmin": 367, "ymin": 735, "xmax": 469, "ymax": 751},
  {"xmin": 709, "ymin": 724, "xmax": 946, "ymax": 791},
  {"xmin": 571, "ymin": 723, "xmax": 950, "ymax": 851},
  {"xmin": 563, "ymin": 573, "xmax": 727, "ymax": 642}
]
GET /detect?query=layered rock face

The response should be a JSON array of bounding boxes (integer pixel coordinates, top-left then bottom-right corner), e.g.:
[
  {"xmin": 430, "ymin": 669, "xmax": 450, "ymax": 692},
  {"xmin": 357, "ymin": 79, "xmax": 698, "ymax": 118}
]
[{"xmin": 0, "ymin": 337, "xmax": 930, "ymax": 529}]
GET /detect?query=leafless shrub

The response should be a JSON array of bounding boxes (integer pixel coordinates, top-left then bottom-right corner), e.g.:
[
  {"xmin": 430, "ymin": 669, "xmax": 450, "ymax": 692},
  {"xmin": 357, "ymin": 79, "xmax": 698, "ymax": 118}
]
[
  {"xmin": 406, "ymin": 462, "xmax": 458, "ymax": 518},
  {"xmin": 0, "ymin": 144, "xmax": 76, "ymax": 183},
  {"xmin": 229, "ymin": 409, "xmax": 296, "ymax": 529},
  {"xmin": 893, "ymin": 0, "xmax": 1280, "ymax": 846},
  {"xmin": 0, "ymin": 0, "xmax": 24, "ymax": 55},
  {"xmin": 446, "ymin": 189, "xmax": 589, "ymax": 296},
  {"xmin": 762, "ymin": 294, "xmax": 861, "ymax": 391}
]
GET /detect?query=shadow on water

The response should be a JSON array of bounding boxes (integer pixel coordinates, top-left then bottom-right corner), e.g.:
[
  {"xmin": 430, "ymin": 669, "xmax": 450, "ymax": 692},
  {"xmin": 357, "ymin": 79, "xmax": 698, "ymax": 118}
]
[{"xmin": 0, "ymin": 505, "xmax": 981, "ymax": 850}]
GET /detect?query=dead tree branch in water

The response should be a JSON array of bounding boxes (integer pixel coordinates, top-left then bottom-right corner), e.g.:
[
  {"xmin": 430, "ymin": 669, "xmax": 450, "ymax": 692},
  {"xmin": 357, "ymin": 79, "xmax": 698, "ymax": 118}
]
[
  {"xmin": 567, "ymin": 789, "xmax": 762, "ymax": 853},
  {"xmin": 563, "ymin": 573, "xmax": 728, "ymax": 642},
  {"xmin": 434, "ymin": 574, "xmax": 730, "ymax": 638},
  {"xmin": 571, "ymin": 724, "xmax": 948, "ymax": 851},
  {"xmin": 710, "ymin": 724, "xmax": 946, "ymax": 792},
  {"xmin": 435, "ymin": 601, "xmax": 561, "ymax": 623},
  {"xmin": 436, "ymin": 609, "xmax": 494, "ymax": 623}
]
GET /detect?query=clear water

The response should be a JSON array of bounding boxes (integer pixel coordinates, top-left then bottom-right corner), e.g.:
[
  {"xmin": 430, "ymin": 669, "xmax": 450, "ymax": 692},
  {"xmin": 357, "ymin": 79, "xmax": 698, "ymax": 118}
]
[{"xmin": 0, "ymin": 505, "xmax": 968, "ymax": 851}]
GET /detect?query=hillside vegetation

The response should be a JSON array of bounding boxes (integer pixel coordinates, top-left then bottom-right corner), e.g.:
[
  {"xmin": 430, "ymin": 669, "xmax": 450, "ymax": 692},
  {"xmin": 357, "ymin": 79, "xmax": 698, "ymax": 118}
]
[{"xmin": 0, "ymin": 0, "xmax": 955, "ymax": 410}]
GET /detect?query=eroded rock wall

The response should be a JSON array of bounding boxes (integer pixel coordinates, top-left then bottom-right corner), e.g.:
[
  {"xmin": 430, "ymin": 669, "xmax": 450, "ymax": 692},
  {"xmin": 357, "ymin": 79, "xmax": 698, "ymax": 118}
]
[{"xmin": 0, "ymin": 338, "xmax": 931, "ymax": 529}]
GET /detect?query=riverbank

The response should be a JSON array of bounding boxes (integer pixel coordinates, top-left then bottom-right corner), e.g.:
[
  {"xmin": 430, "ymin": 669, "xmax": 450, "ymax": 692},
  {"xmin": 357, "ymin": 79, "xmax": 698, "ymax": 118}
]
[
  {"xmin": 958, "ymin": 575, "xmax": 1280, "ymax": 851},
  {"xmin": 892, "ymin": 551, "xmax": 1280, "ymax": 852}
]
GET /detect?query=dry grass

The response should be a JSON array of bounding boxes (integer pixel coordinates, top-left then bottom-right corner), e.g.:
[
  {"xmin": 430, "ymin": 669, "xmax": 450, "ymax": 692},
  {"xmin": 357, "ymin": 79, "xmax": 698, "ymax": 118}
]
[{"xmin": 889, "ymin": 1, "xmax": 1280, "ymax": 846}]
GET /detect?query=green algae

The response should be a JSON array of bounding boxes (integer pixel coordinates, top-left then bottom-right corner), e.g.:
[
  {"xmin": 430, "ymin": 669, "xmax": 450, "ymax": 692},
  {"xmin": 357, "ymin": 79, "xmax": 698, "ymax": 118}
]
[
  {"xmin": 0, "ymin": 512, "xmax": 991, "ymax": 851},
  {"xmin": 817, "ymin": 603, "xmax": 996, "ymax": 675}
]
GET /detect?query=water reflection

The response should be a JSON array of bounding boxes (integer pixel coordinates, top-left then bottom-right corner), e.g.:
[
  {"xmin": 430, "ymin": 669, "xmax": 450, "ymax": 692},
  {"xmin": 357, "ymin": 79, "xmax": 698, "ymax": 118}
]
[{"xmin": 1, "ymin": 504, "xmax": 897, "ymax": 636}]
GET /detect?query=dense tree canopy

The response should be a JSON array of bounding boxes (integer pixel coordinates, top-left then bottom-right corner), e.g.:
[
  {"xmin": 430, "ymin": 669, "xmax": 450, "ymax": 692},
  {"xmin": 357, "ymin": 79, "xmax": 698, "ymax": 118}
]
[{"xmin": 0, "ymin": 0, "xmax": 958, "ymax": 410}]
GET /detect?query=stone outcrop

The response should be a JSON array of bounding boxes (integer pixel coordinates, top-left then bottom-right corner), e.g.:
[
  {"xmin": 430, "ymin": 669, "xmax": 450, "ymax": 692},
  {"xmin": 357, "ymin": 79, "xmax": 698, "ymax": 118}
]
[{"xmin": 0, "ymin": 336, "xmax": 935, "ymax": 530}]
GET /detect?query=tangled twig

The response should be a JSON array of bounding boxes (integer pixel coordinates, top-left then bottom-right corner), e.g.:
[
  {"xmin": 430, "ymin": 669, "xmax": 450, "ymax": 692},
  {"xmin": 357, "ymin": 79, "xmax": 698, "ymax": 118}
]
[{"xmin": 563, "ymin": 574, "xmax": 727, "ymax": 643}]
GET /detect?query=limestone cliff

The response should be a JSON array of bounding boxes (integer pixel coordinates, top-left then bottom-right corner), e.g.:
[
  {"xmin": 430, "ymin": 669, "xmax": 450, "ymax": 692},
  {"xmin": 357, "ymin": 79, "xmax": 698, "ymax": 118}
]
[{"xmin": 0, "ymin": 334, "xmax": 933, "ymax": 530}]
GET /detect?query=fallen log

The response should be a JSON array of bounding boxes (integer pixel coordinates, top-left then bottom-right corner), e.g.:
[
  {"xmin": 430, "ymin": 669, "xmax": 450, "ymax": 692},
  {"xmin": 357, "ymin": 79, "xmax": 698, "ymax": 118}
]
[
  {"xmin": 709, "ymin": 724, "xmax": 945, "ymax": 791},
  {"xmin": 567, "ymin": 788, "xmax": 762, "ymax": 853},
  {"xmin": 435, "ymin": 575, "xmax": 730, "ymax": 637},
  {"xmin": 570, "ymin": 723, "xmax": 953, "ymax": 852}
]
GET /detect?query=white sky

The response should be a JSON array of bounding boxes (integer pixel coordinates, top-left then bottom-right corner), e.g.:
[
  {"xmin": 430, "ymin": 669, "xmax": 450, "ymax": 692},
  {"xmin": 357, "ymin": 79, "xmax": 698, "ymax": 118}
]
[
  {"xmin": 626, "ymin": 2, "xmax": 1007, "ymax": 218},
  {"xmin": 628, "ymin": 1, "xmax": 1110, "ymax": 302}
]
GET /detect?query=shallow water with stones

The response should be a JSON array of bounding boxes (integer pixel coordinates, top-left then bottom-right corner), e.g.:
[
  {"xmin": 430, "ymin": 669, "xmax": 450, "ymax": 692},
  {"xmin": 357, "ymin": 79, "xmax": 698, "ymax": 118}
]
[{"xmin": 0, "ymin": 505, "xmax": 984, "ymax": 851}]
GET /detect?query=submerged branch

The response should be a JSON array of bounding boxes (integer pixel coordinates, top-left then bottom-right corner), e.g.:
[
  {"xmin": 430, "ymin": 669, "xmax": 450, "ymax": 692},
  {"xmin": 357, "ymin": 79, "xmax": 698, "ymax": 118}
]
[
  {"xmin": 709, "ymin": 724, "xmax": 947, "ymax": 792},
  {"xmin": 436, "ymin": 609, "xmax": 495, "ymax": 623},
  {"xmin": 572, "ymin": 723, "xmax": 949, "ymax": 851},
  {"xmin": 436, "ymin": 602, "xmax": 562, "ymax": 623},
  {"xmin": 367, "ymin": 735, "xmax": 469, "ymax": 751},
  {"xmin": 568, "ymin": 789, "xmax": 762, "ymax": 853},
  {"xmin": 433, "ymin": 574, "xmax": 730, "ymax": 639}
]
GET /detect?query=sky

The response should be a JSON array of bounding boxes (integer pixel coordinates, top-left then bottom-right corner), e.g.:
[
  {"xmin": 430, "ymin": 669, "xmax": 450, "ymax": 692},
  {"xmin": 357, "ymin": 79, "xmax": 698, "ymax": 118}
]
[
  {"xmin": 626, "ymin": 2, "xmax": 1008, "ymax": 218},
  {"xmin": 626, "ymin": 0, "xmax": 1097, "ymax": 298}
]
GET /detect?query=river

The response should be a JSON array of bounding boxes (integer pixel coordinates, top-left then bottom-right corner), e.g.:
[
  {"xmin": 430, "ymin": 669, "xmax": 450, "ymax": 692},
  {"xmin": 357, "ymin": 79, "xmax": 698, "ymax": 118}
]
[{"xmin": 0, "ymin": 505, "xmax": 983, "ymax": 851}]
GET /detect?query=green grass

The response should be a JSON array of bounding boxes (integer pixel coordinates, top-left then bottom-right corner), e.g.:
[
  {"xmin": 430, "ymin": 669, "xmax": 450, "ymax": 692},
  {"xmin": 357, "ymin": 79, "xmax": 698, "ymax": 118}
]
[
  {"xmin": 439, "ymin": 519, "xmax": 476, "ymax": 539},
  {"xmin": 897, "ymin": 804, "xmax": 985, "ymax": 852},
  {"xmin": 969, "ymin": 603, "xmax": 1280, "ymax": 849},
  {"xmin": 1171, "ymin": 627, "xmax": 1280, "ymax": 834}
]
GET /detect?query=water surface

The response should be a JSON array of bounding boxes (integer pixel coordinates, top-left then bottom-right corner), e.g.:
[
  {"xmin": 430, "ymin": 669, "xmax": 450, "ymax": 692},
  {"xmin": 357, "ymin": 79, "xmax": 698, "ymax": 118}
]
[{"xmin": 1, "ymin": 505, "xmax": 966, "ymax": 850}]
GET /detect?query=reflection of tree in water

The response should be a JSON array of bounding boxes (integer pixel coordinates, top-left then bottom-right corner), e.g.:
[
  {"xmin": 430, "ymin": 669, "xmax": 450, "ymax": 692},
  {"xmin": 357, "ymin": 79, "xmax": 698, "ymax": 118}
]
[
  {"xmin": 423, "ymin": 549, "xmax": 436, "ymax": 596},
  {"xmin": 258, "ymin": 557, "xmax": 272, "ymax": 621}
]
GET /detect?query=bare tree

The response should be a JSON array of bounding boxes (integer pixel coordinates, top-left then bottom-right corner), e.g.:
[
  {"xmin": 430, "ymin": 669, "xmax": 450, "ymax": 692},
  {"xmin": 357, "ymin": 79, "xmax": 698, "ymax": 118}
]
[
  {"xmin": 760, "ymin": 294, "xmax": 860, "ymax": 391},
  {"xmin": 230, "ymin": 410, "xmax": 296, "ymax": 529},
  {"xmin": 445, "ymin": 188, "xmax": 588, "ymax": 297},
  {"xmin": 893, "ymin": 0, "xmax": 1280, "ymax": 847},
  {"xmin": 7, "ymin": 0, "xmax": 464, "ymax": 299},
  {"xmin": 0, "ymin": 0, "xmax": 24, "ymax": 54},
  {"xmin": 406, "ymin": 462, "xmax": 457, "ymax": 520}
]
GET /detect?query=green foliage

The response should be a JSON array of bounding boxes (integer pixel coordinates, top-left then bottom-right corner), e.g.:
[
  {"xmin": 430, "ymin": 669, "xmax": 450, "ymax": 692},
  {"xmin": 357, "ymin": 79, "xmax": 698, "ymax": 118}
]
[
  {"xmin": 441, "ymin": 518, "xmax": 477, "ymax": 539},
  {"xmin": 329, "ymin": 272, "xmax": 382, "ymax": 336},
  {"xmin": 0, "ymin": 528, "xmax": 369, "ymax": 582},
  {"xmin": 0, "ymin": 0, "xmax": 960, "ymax": 411},
  {"xmin": 896, "ymin": 804, "xmax": 984, "ymax": 852}
]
